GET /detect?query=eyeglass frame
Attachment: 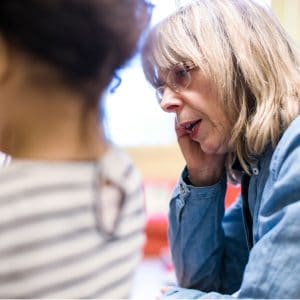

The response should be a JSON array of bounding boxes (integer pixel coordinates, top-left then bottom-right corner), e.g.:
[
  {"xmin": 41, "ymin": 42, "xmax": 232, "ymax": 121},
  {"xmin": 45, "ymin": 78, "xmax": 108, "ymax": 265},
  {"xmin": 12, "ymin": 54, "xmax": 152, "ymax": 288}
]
[{"xmin": 155, "ymin": 61, "xmax": 197, "ymax": 104}]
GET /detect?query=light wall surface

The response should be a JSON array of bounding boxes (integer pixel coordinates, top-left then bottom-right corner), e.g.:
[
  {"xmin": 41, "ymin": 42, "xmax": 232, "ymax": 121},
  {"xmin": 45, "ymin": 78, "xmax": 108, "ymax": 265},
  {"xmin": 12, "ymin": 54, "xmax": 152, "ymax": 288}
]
[{"xmin": 272, "ymin": 0, "xmax": 300, "ymax": 44}]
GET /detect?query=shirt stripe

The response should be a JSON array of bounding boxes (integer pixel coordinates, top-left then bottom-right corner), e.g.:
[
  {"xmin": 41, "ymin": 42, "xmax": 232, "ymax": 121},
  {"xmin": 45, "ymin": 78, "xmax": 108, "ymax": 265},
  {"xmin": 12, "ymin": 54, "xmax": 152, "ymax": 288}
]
[{"xmin": 0, "ymin": 147, "xmax": 145, "ymax": 298}]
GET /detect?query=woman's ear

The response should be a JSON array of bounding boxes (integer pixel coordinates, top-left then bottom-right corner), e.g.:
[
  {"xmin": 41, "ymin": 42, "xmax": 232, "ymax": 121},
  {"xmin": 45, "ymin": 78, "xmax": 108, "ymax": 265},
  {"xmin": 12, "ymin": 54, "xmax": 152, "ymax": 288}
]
[{"xmin": 0, "ymin": 34, "xmax": 10, "ymax": 84}]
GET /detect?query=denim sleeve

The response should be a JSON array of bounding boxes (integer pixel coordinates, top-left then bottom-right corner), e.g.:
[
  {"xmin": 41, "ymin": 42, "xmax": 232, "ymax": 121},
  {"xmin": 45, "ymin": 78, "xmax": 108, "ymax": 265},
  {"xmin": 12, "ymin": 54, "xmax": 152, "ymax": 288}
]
[{"xmin": 168, "ymin": 168, "xmax": 248, "ymax": 294}]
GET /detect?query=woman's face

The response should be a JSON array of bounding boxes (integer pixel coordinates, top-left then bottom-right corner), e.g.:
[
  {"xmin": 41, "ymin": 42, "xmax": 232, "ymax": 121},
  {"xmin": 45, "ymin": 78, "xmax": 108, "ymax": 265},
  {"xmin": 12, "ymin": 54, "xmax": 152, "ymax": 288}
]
[{"xmin": 159, "ymin": 67, "xmax": 232, "ymax": 154}]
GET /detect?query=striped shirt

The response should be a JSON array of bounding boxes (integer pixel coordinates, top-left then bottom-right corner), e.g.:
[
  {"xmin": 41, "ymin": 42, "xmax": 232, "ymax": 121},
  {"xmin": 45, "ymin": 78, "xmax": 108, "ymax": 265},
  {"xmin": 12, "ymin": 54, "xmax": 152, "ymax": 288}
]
[{"xmin": 0, "ymin": 146, "xmax": 146, "ymax": 298}]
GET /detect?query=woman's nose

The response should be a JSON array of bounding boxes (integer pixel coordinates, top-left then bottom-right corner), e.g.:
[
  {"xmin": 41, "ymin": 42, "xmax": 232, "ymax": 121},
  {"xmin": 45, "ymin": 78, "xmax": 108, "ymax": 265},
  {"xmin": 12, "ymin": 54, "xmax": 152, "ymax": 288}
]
[{"xmin": 160, "ymin": 87, "xmax": 183, "ymax": 113}]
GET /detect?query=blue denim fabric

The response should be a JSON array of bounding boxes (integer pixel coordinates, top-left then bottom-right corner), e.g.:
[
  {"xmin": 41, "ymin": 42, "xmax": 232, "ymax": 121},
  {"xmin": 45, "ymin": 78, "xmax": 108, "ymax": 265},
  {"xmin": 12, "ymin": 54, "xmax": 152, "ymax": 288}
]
[{"xmin": 164, "ymin": 116, "xmax": 300, "ymax": 299}]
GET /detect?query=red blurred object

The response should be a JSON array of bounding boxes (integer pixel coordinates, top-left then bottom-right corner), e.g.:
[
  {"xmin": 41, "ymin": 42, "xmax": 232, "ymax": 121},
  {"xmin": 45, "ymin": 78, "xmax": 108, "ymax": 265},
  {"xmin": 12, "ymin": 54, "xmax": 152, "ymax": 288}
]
[
  {"xmin": 144, "ymin": 213, "xmax": 168, "ymax": 257},
  {"xmin": 225, "ymin": 183, "xmax": 241, "ymax": 209}
]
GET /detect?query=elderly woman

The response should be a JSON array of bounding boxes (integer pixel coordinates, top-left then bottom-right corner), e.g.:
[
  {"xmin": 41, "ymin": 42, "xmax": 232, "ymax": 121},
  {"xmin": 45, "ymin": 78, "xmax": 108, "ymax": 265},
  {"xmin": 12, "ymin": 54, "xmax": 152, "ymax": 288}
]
[
  {"xmin": 0, "ymin": 0, "xmax": 151, "ymax": 298},
  {"xmin": 142, "ymin": 0, "xmax": 300, "ymax": 298}
]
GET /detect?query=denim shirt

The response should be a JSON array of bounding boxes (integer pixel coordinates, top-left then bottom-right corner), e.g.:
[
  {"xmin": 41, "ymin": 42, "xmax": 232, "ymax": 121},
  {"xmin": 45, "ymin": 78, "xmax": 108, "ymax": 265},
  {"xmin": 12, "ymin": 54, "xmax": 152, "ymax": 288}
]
[{"xmin": 164, "ymin": 116, "xmax": 300, "ymax": 299}]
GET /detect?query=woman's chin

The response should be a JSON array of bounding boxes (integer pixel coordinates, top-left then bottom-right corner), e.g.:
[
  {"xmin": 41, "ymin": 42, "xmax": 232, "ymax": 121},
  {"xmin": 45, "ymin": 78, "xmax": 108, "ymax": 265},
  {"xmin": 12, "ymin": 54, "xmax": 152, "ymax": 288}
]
[{"xmin": 200, "ymin": 140, "xmax": 228, "ymax": 155}]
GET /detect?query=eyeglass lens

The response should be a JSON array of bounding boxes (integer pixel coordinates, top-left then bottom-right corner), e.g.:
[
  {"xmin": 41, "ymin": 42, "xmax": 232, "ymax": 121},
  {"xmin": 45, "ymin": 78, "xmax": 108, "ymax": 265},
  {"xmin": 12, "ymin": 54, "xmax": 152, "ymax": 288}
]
[
  {"xmin": 156, "ymin": 62, "xmax": 193, "ymax": 103},
  {"xmin": 168, "ymin": 64, "xmax": 192, "ymax": 90}
]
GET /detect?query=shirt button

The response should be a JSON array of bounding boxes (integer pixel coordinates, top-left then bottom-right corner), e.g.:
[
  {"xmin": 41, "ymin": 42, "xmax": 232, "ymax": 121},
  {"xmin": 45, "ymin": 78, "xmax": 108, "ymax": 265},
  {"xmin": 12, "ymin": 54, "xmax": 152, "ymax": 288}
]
[
  {"xmin": 179, "ymin": 183, "xmax": 185, "ymax": 193},
  {"xmin": 252, "ymin": 167, "xmax": 259, "ymax": 175}
]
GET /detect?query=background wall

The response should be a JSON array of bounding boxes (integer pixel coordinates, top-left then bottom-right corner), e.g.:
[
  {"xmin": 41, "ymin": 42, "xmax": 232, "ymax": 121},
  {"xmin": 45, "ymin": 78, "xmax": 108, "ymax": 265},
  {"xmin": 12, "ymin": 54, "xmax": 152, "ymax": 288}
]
[
  {"xmin": 126, "ymin": 145, "xmax": 184, "ymax": 181},
  {"xmin": 272, "ymin": 0, "xmax": 300, "ymax": 44}
]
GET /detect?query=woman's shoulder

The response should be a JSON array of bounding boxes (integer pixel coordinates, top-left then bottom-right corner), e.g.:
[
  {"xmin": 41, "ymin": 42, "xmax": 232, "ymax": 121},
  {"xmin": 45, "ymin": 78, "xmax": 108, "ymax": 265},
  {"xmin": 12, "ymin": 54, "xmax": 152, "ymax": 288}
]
[
  {"xmin": 270, "ymin": 115, "xmax": 300, "ymax": 180},
  {"xmin": 281, "ymin": 115, "xmax": 300, "ymax": 141}
]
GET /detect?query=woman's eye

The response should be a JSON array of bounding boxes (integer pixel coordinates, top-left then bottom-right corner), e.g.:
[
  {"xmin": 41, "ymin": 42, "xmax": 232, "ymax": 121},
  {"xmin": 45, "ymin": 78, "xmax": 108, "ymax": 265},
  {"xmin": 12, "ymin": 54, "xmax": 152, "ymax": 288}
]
[
  {"xmin": 173, "ymin": 68, "xmax": 188, "ymax": 86},
  {"xmin": 176, "ymin": 69, "xmax": 187, "ymax": 78}
]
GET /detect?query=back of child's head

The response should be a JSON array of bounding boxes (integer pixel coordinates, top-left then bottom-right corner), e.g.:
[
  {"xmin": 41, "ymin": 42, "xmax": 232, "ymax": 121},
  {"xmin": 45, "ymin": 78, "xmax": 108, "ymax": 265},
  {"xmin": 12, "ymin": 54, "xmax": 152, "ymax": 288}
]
[{"xmin": 0, "ymin": 0, "xmax": 151, "ymax": 100}]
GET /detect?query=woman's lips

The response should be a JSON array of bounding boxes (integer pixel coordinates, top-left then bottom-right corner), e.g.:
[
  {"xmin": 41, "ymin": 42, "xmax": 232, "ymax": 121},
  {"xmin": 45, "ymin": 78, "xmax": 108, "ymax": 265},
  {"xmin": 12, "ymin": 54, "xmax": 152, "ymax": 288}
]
[
  {"xmin": 190, "ymin": 120, "xmax": 201, "ymax": 140},
  {"xmin": 180, "ymin": 119, "xmax": 202, "ymax": 139}
]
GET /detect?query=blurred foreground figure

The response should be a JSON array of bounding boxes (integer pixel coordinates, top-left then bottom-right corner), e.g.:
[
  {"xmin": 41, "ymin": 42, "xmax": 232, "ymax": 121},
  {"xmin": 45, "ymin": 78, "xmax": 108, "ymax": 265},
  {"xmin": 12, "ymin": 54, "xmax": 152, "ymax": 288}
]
[{"xmin": 0, "ymin": 0, "xmax": 151, "ymax": 298}]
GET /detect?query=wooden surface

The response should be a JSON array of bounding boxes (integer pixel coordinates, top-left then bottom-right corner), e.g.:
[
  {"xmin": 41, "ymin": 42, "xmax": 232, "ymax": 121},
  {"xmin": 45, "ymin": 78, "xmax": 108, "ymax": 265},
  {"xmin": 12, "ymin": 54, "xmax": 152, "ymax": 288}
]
[{"xmin": 125, "ymin": 144, "xmax": 185, "ymax": 180}]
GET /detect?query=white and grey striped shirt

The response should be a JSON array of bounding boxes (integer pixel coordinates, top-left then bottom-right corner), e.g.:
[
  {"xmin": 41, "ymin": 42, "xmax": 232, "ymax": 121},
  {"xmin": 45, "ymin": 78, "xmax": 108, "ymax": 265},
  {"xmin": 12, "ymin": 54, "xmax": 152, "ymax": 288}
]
[{"xmin": 0, "ymin": 146, "xmax": 145, "ymax": 298}]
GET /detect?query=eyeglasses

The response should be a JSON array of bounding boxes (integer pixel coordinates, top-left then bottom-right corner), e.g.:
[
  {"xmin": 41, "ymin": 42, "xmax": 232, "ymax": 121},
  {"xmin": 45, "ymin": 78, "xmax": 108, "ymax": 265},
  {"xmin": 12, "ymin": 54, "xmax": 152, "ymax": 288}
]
[{"xmin": 155, "ymin": 61, "xmax": 196, "ymax": 104}]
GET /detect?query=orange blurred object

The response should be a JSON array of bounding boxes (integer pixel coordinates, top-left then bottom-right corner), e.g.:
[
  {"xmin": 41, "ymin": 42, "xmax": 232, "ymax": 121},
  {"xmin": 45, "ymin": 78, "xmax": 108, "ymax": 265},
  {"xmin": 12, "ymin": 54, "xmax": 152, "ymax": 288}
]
[
  {"xmin": 225, "ymin": 183, "xmax": 241, "ymax": 209},
  {"xmin": 144, "ymin": 213, "xmax": 168, "ymax": 257}
]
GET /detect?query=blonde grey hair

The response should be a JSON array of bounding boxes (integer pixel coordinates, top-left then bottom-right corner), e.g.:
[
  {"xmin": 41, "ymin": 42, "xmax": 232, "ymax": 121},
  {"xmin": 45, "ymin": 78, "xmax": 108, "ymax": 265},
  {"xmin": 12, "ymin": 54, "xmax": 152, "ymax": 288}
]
[{"xmin": 142, "ymin": 0, "xmax": 300, "ymax": 179}]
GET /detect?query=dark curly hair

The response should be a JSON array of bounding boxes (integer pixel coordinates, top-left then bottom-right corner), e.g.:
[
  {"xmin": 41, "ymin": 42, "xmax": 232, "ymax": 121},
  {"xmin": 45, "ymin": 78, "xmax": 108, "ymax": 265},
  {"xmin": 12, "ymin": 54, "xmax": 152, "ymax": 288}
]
[{"xmin": 0, "ymin": 0, "xmax": 152, "ymax": 99}]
